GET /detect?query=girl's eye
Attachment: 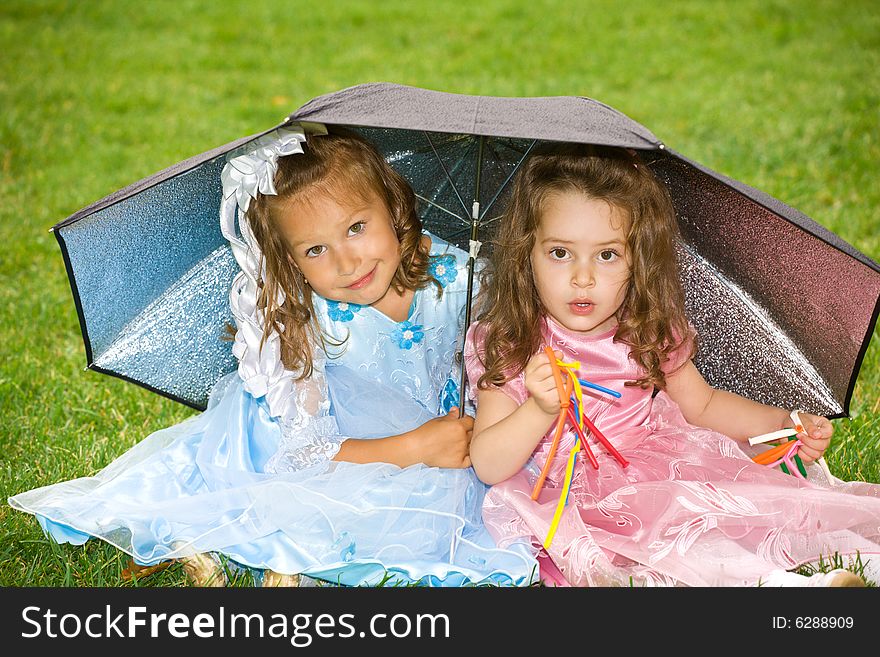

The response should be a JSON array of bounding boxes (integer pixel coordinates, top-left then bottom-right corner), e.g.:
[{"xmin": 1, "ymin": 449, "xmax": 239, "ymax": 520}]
[
  {"xmin": 348, "ymin": 221, "xmax": 365, "ymax": 236},
  {"xmin": 305, "ymin": 245, "xmax": 326, "ymax": 258},
  {"xmin": 598, "ymin": 249, "xmax": 619, "ymax": 262},
  {"xmin": 549, "ymin": 248, "xmax": 569, "ymax": 260}
]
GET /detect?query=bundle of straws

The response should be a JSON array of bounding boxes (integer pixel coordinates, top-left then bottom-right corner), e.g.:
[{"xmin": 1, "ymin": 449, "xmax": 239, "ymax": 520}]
[
  {"xmin": 748, "ymin": 410, "xmax": 830, "ymax": 479},
  {"xmin": 530, "ymin": 346, "xmax": 628, "ymax": 549}
]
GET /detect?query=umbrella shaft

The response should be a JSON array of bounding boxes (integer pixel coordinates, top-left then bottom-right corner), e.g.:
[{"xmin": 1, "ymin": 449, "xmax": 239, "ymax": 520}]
[{"xmin": 457, "ymin": 137, "xmax": 485, "ymax": 419}]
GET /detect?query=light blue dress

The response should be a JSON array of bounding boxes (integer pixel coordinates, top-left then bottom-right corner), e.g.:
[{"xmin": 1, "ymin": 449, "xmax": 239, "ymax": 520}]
[{"xmin": 8, "ymin": 234, "xmax": 538, "ymax": 587}]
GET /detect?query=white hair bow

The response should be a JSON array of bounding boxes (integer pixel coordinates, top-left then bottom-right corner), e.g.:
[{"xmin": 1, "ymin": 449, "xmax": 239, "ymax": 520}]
[
  {"xmin": 218, "ymin": 123, "xmax": 327, "ymax": 418},
  {"xmin": 220, "ymin": 126, "xmax": 309, "ymax": 262}
]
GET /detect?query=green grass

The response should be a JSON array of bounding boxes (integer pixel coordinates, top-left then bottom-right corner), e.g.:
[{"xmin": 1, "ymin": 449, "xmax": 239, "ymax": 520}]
[{"xmin": 1, "ymin": 0, "xmax": 878, "ymax": 587}]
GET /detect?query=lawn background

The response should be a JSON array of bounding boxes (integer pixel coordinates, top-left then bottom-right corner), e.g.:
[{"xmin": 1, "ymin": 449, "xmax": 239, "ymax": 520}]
[{"xmin": 0, "ymin": 0, "xmax": 878, "ymax": 588}]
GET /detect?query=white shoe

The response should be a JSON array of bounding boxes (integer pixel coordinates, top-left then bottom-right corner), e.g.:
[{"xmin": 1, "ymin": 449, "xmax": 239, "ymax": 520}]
[
  {"xmin": 179, "ymin": 552, "xmax": 228, "ymax": 587},
  {"xmin": 262, "ymin": 570, "xmax": 301, "ymax": 587},
  {"xmin": 810, "ymin": 569, "xmax": 867, "ymax": 587},
  {"xmin": 762, "ymin": 568, "xmax": 865, "ymax": 587}
]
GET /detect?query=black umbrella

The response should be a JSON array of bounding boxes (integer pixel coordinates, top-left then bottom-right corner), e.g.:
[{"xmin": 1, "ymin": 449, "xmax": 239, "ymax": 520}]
[{"xmin": 52, "ymin": 82, "xmax": 880, "ymax": 420}]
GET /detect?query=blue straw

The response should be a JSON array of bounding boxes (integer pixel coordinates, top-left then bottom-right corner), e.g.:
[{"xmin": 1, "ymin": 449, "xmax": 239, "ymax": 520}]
[
  {"xmin": 578, "ymin": 378, "xmax": 622, "ymax": 398},
  {"xmin": 564, "ymin": 451, "xmax": 578, "ymax": 506}
]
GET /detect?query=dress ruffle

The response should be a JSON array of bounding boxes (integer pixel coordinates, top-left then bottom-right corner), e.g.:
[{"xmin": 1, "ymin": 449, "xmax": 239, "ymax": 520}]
[
  {"xmin": 9, "ymin": 373, "xmax": 538, "ymax": 587},
  {"xmin": 10, "ymin": 234, "xmax": 539, "ymax": 586},
  {"xmin": 483, "ymin": 391, "xmax": 880, "ymax": 587}
]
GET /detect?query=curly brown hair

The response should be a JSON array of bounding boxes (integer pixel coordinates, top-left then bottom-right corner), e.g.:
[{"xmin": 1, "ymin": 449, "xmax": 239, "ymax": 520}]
[
  {"xmin": 244, "ymin": 127, "xmax": 436, "ymax": 378},
  {"xmin": 476, "ymin": 143, "xmax": 692, "ymax": 391}
]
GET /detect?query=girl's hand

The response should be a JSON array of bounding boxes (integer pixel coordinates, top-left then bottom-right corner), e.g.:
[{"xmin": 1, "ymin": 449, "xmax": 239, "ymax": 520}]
[
  {"xmin": 791, "ymin": 412, "xmax": 833, "ymax": 464},
  {"xmin": 524, "ymin": 349, "xmax": 564, "ymax": 416},
  {"xmin": 408, "ymin": 408, "xmax": 474, "ymax": 469}
]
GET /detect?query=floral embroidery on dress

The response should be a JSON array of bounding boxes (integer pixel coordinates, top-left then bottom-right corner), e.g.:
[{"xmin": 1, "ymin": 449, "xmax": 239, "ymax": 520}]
[
  {"xmin": 429, "ymin": 254, "xmax": 458, "ymax": 287},
  {"xmin": 327, "ymin": 300, "xmax": 363, "ymax": 322},
  {"xmin": 597, "ymin": 485, "xmax": 638, "ymax": 512},
  {"xmin": 646, "ymin": 481, "xmax": 765, "ymax": 565},
  {"xmin": 755, "ymin": 527, "xmax": 798, "ymax": 569},
  {"xmin": 440, "ymin": 377, "xmax": 460, "ymax": 413},
  {"xmin": 392, "ymin": 321, "xmax": 424, "ymax": 349}
]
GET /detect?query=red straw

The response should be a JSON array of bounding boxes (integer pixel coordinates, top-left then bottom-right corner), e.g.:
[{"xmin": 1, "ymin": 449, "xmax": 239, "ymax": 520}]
[
  {"xmin": 579, "ymin": 410, "xmax": 629, "ymax": 468},
  {"xmin": 566, "ymin": 407, "xmax": 599, "ymax": 469}
]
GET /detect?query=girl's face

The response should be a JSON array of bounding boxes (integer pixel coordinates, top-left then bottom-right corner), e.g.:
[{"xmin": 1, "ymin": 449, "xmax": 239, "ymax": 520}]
[
  {"xmin": 530, "ymin": 191, "xmax": 631, "ymax": 335},
  {"xmin": 275, "ymin": 187, "xmax": 402, "ymax": 307}
]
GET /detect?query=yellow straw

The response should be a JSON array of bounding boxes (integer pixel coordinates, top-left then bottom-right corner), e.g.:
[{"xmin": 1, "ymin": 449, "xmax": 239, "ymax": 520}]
[
  {"xmin": 543, "ymin": 361, "xmax": 586, "ymax": 550},
  {"xmin": 544, "ymin": 442, "xmax": 579, "ymax": 549}
]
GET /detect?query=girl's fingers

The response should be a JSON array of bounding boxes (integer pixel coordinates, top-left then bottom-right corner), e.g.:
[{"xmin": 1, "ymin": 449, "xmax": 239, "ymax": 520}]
[
  {"xmin": 529, "ymin": 350, "xmax": 555, "ymax": 367},
  {"xmin": 528, "ymin": 349, "xmax": 564, "ymax": 374},
  {"xmin": 799, "ymin": 430, "xmax": 830, "ymax": 449},
  {"xmin": 796, "ymin": 446, "xmax": 820, "ymax": 464},
  {"xmin": 815, "ymin": 424, "xmax": 832, "ymax": 440},
  {"xmin": 804, "ymin": 415, "xmax": 833, "ymax": 439},
  {"xmin": 794, "ymin": 415, "xmax": 831, "ymax": 463},
  {"xmin": 797, "ymin": 433, "xmax": 829, "ymax": 462},
  {"xmin": 529, "ymin": 365, "xmax": 558, "ymax": 387},
  {"xmin": 526, "ymin": 359, "xmax": 551, "ymax": 378},
  {"xmin": 526, "ymin": 365, "xmax": 554, "ymax": 381},
  {"xmin": 526, "ymin": 377, "xmax": 563, "ymax": 401},
  {"xmin": 798, "ymin": 436, "xmax": 827, "ymax": 454}
]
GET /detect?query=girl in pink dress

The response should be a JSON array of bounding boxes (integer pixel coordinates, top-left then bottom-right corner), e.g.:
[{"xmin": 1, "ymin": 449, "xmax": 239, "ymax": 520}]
[{"xmin": 464, "ymin": 143, "xmax": 880, "ymax": 587}]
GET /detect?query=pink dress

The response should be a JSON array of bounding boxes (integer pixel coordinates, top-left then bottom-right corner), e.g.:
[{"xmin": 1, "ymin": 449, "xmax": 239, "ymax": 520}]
[{"xmin": 464, "ymin": 316, "xmax": 880, "ymax": 586}]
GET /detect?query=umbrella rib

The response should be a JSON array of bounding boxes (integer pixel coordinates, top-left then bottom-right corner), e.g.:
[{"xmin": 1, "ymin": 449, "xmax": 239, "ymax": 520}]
[
  {"xmin": 479, "ymin": 139, "xmax": 538, "ymax": 221},
  {"xmin": 414, "ymin": 194, "xmax": 467, "ymax": 222},
  {"xmin": 423, "ymin": 131, "xmax": 470, "ymax": 218}
]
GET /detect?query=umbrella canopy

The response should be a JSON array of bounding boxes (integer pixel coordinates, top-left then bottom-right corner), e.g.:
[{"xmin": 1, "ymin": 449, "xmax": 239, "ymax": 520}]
[{"xmin": 53, "ymin": 82, "xmax": 880, "ymax": 419}]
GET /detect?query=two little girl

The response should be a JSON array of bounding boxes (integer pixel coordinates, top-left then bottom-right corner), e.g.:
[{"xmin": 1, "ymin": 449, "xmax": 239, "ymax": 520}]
[
  {"xmin": 465, "ymin": 143, "xmax": 880, "ymax": 586},
  {"xmin": 11, "ymin": 128, "xmax": 880, "ymax": 588}
]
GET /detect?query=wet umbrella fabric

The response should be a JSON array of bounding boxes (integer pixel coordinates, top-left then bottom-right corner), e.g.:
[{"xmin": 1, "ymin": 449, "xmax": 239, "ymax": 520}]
[{"xmin": 53, "ymin": 82, "xmax": 880, "ymax": 419}]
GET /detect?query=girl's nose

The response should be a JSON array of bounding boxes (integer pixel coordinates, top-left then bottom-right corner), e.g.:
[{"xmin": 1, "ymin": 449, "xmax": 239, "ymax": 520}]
[
  {"xmin": 337, "ymin": 247, "xmax": 360, "ymax": 276},
  {"xmin": 572, "ymin": 264, "xmax": 595, "ymax": 288}
]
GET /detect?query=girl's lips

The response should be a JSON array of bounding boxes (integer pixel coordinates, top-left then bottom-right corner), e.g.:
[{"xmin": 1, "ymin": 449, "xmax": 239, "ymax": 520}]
[
  {"xmin": 568, "ymin": 301, "xmax": 594, "ymax": 315},
  {"xmin": 347, "ymin": 267, "xmax": 376, "ymax": 290}
]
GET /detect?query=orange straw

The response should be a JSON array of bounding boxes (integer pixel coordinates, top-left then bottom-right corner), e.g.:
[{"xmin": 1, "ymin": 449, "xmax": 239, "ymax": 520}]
[
  {"xmin": 752, "ymin": 440, "xmax": 796, "ymax": 465},
  {"xmin": 530, "ymin": 347, "xmax": 571, "ymax": 500},
  {"xmin": 544, "ymin": 346, "xmax": 569, "ymax": 410}
]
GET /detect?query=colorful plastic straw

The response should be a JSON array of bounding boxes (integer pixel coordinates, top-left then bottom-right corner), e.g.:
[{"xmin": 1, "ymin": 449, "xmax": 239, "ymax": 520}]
[
  {"xmin": 752, "ymin": 439, "xmax": 797, "ymax": 464},
  {"xmin": 530, "ymin": 346, "xmax": 627, "ymax": 549},
  {"xmin": 530, "ymin": 348, "xmax": 572, "ymax": 500},
  {"xmin": 750, "ymin": 411, "xmax": 808, "ymax": 477},
  {"xmin": 786, "ymin": 411, "xmax": 809, "ymax": 477},
  {"xmin": 544, "ymin": 363, "xmax": 587, "ymax": 548},
  {"xmin": 578, "ymin": 378, "xmax": 622, "ymax": 399},
  {"xmin": 789, "ymin": 409, "xmax": 835, "ymax": 481},
  {"xmin": 759, "ymin": 439, "xmax": 806, "ymax": 479}
]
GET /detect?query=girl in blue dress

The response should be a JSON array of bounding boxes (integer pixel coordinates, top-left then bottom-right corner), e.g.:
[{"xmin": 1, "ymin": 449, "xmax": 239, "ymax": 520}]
[{"xmin": 8, "ymin": 125, "xmax": 539, "ymax": 587}]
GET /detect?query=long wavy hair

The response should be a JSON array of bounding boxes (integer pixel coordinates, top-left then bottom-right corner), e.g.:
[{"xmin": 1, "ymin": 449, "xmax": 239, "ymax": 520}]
[
  {"xmin": 476, "ymin": 143, "xmax": 692, "ymax": 391},
  {"xmin": 244, "ymin": 128, "xmax": 436, "ymax": 378}
]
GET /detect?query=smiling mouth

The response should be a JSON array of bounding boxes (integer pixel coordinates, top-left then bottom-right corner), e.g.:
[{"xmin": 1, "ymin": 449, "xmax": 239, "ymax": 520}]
[{"xmin": 347, "ymin": 267, "xmax": 376, "ymax": 290}]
